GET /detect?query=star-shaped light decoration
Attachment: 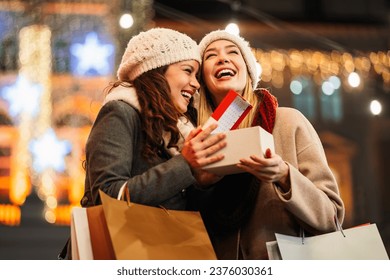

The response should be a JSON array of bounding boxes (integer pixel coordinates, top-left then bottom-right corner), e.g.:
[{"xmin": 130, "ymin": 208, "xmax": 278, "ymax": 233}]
[
  {"xmin": 1, "ymin": 75, "xmax": 42, "ymax": 118},
  {"xmin": 70, "ymin": 32, "xmax": 114, "ymax": 76},
  {"xmin": 29, "ymin": 129, "xmax": 72, "ymax": 173}
]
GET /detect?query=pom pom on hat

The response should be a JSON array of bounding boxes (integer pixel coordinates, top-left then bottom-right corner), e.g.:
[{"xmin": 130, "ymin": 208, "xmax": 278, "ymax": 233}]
[
  {"xmin": 117, "ymin": 28, "xmax": 201, "ymax": 82},
  {"xmin": 199, "ymin": 30, "xmax": 259, "ymax": 89}
]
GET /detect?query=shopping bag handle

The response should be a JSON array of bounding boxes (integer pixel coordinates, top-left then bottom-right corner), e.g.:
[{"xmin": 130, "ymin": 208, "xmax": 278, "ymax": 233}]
[
  {"xmin": 300, "ymin": 215, "xmax": 345, "ymax": 244},
  {"xmin": 335, "ymin": 216, "xmax": 346, "ymax": 237},
  {"xmin": 119, "ymin": 185, "xmax": 170, "ymax": 215},
  {"xmin": 120, "ymin": 185, "xmax": 131, "ymax": 207}
]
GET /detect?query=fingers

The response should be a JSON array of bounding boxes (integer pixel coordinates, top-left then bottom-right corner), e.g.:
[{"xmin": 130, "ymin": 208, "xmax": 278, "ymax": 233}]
[
  {"xmin": 199, "ymin": 153, "xmax": 225, "ymax": 166},
  {"xmin": 194, "ymin": 133, "xmax": 226, "ymax": 162},
  {"xmin": 236, "ymin": 162, "xmax": 275, "ymax": 182},
  {"xmin": 182, "ymin": 124, "xmax": 226, "ymax": 169},
  {"xmin": 186, "ymin": 126, "xmax": 203, "ymax": 140},
  {"xmin": 190, "ymin": 140, "xmax": 226, "ymax": 168},
  {"xmin": 186, "ymin": 153, "xmax": 225, "ymax": 169},
  {"xmin": 187, "ymin": 124, "xmax": 226, "ymax": 156},
  {"xmin": 196, "ymin": 123, "xmax": 218, "ymax": 141},
  {"xmin": 202, "ymin": 132, "xmax": 226, "ymax": 150},
  {"xmin": 239, "ymin": 155, "xmax": 266, "ymax": 166},
  {"xmin": 185, "ymin": 124, "xmax": 223, "ymax": 148},
  {"xmin": 237, "ymin": 153, "xmax": 286, "ymax": 183}
]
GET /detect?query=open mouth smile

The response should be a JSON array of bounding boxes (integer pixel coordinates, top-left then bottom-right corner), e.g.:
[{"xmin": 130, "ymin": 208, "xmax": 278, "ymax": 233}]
[
  {"xmin": 215, "ymin": 68, "xmax": 236, "ymax": 79},
  {"xmin": 181, "ymin": 91, "xmax": 192, "ymax": 101}
]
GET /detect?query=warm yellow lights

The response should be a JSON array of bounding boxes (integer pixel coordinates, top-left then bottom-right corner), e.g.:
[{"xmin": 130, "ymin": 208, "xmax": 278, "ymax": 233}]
[
  {"xmin": 255, "ymin": 49, "xmax": 390, "ymax": 90},
  {"xmin": 56, "ymin": 125, "xmax": 91, "ymax": 204},
  {"xmin": 53, "ymin": 205, "xmax": 75, "ymax": 225},
  {"xmin": 0, "ymin": 204, "xmax": 21, "ymax": 226},
  {"xmin": 44, "ymin": 209, "xmax": 56, "ymax": 224},
  {"xmin": 1, "ymin": 25, "xmax": 55, "ymax": 225},
  {"xmin": 46, "ymin": 195, "xmax": 58, "ymax": 209},
  {"xmin": 0, "ymin": 126, "xmax": 26, "ymax": 225}
]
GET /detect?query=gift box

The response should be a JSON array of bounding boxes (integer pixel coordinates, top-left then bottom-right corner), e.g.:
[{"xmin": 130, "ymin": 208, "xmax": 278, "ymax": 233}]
[{"xmin": 202, "ymin": 126, "xmax": 275, "ymax": 176}]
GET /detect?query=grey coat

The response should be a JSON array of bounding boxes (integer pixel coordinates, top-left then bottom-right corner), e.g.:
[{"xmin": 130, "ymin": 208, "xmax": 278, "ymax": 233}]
[{"xmin": 81, "ymin": 100, "xmax": 196, "ymax": 209}]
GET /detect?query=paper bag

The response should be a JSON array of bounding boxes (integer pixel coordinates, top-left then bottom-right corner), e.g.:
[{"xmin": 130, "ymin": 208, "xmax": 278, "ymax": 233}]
[
  {"xmin": 265, "ymin": 240, "xmax": 282, "ymax": 260},
  {"xmin": 99, "ymin": 190, "xmax": 216, "ymax": 260},
  {"xmin": 70, "ymin": 207, "xmax": 93, "ymax": 260},
  {"xmin": 70, "ymin": 206, "xmax": 115, "ymax": 260},
  {"xmin": 268, "ymin": 223, "xmax": 389, "ymax": 260},
  {"xmin": 86, "ymin": 205, "xmax": 116, "ymax": 260}
]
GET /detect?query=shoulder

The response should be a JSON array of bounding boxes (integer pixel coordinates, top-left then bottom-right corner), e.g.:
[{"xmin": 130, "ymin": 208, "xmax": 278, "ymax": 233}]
[
  {"xmin": 102, "ymin": 99, "xmax": 139, "ymax": 113},
  {"xmin": 274, "ymin": 107, "xmax": 319, "ymax": 138},
  {"xmin": 99, "ymin": 100, "xmax": 140, "ymax": 120},
  {"xmin": 92, "ymin": 100, "xmax": 142, "ymax": 131},
  {"xmin": 275, "ymin": 107, "xmax": 309, "ymax": 125}
]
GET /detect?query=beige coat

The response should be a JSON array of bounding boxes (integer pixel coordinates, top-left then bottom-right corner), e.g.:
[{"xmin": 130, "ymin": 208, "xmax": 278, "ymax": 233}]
[{"xmin": 189, "ymin": 107, "xmax": 345, "ymax": 259}]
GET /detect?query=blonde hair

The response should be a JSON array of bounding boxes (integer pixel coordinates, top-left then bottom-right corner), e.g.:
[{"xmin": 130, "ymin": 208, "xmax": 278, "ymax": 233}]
[{"xmin": 197, "ymin": 77, "xmax": 259, "ymax": 129}]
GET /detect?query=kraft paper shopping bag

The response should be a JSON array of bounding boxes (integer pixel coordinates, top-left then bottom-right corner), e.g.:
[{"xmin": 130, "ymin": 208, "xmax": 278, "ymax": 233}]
[
  {"xmin": 70, "ymin": 205, "xmax": 115, "ymax": 260},
  {"xmin": 86, "ymin": 205, "xmax": 116, "ymax": 260},
  {"xmin": 99, "ymin": 189, "xmax": 216, "ymax": 260}
]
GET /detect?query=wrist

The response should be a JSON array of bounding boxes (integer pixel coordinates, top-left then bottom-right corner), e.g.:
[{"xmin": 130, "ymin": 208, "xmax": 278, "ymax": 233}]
[{"xmin": 276, "ymin": 162, "xmax": 290, "ymax": 192}]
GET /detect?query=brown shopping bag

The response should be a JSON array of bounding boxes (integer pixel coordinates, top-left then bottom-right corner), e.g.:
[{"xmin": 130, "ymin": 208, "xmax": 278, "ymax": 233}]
[
  {"xmin": 70, "ymin": 205, "xmax": 115, "ymax": 260},
  {"xmin": 266, "ymin": 223, "xmax": 389, "ymax": 260},
  {"xmin": 99, "ymin": 189, "xmax": 217, "ymax": 260},
  {"xmin": 86, "ymin": 205, "xmax": 116, "ymax": 259}
]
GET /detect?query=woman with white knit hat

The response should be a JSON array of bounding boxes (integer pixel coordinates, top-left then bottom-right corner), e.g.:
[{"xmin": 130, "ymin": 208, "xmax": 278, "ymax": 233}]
[
  {"xmin": 189, "ymin": 30, "xmax": 345, "ymax": 259},
  {"xmin": 80, "ymin": 28, "xmax": 226, "ymax": 212}
]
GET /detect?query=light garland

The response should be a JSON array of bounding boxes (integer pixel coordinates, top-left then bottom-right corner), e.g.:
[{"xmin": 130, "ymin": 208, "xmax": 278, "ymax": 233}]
[
  {"xmin": 254, "ymin": 49, "xmax": 390, "ymax": 90},
  {"xmin": 18, "ymin": 25, "xmax": 56, "ymax": 223}
]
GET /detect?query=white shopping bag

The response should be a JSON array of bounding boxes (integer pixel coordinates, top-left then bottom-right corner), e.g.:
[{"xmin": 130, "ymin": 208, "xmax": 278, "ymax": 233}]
[
  {"xmin": 268, "ymin": 223, "xmax": 389, "ymax": 260},
  {"xmin": 70, "ymin": 207, "xmax": 94, "ymax": 260}
]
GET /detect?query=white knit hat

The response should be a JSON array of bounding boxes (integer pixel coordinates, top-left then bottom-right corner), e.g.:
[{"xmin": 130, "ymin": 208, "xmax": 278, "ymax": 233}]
[
  {"xmin": 117, "ymin": 28, "xmax": 201, "ymax": 82},
  {"xmin": 199, "ymin": 30, "xmax": 259, "ymax": 89}
]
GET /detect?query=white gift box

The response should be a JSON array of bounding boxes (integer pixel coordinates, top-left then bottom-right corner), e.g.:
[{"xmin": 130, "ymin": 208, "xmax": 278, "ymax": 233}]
[{"xmin": 202, "ymin": 126, "xmax": 275, "ymax": 176}]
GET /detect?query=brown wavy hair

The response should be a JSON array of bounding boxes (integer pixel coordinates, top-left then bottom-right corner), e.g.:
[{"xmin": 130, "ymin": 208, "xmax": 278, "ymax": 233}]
[{"xmin": 107, "ymin": 66, "xmax": 196, "ymax": 160}]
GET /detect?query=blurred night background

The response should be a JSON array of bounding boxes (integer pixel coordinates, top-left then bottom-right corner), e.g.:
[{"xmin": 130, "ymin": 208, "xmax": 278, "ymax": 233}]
[{"xmin": 0, "ymin": 0, "xmax": 389, "ymax": 259}]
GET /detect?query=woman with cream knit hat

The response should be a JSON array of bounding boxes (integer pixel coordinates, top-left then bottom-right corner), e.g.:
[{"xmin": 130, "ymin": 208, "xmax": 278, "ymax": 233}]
[
  {"xmin": 81, "ymin": 28, "xmax": 226, "ymax": 211},
  {"xmin": 189, "ymin": 30, "xmax": 345, "ymax": 259}
]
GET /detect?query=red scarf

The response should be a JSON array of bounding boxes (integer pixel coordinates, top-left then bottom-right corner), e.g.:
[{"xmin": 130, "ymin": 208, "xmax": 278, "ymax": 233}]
[{"xmin": 251, "ymin": 88, "xmax": 278, "ymax": 133}]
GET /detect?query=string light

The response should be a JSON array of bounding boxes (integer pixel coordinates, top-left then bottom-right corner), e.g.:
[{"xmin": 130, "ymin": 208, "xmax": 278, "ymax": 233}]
[
  {"xmin": 322, "ymin": 80, "xmax": 335, "ymax": 96},
  {"xmin": 290, "ymin": 80, "xmax": 303, "ymax": 95},
  {"xmin": 370, "ymin": 100, "xmax": 382, "ymax": 116},
  {"xmin": 17, "ymin": 25, "xmax": 54, "ymax": 222},
  {"xmin": 225, "ymin": 22, "xmax": 240, "ymax": 35},
  {"xmin": 255, "ymin": 49, "xmax": 390, "ymax": 90},
  {"xmin": 348, "ymin": 72, "xmax": 361, "ymax": 88},
  {"xmin": 119, "ymin": 13, "xmax": 134, "ymax": 29}
]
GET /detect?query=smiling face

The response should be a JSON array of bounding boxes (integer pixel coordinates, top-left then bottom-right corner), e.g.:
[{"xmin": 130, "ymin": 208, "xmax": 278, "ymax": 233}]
[
  {"xmin": 164, "ymin": 60, "xmax": 200, "ymax": 113},
  {"xmin": 202, "ymin": 39, "xmax": 248, "ymax": 105}
]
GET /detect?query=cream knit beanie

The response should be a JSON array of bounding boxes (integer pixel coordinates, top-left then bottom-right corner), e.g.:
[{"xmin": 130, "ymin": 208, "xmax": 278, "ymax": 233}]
[
  {"xmin": 199, "ymin": 30, "xmax": 259, "ymax": 89},
  {"xmin": 117, "ymin": 28, "xmax": 201, "ymax": 82}
]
